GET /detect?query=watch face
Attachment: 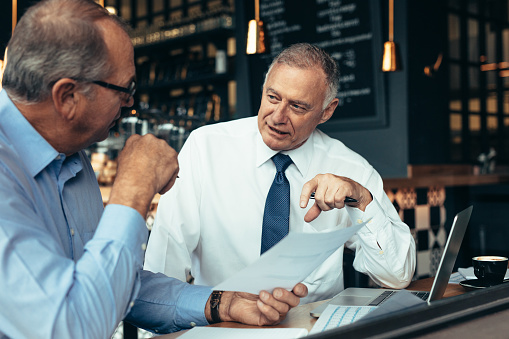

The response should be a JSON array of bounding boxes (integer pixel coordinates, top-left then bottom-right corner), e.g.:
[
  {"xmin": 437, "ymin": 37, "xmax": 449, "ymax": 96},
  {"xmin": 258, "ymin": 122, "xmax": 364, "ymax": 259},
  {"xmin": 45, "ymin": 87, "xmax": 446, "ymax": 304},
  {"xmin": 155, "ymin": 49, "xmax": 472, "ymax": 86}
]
[{"xmin": 210, "ymin": 291, "xmax": 223, "ymax": 323}]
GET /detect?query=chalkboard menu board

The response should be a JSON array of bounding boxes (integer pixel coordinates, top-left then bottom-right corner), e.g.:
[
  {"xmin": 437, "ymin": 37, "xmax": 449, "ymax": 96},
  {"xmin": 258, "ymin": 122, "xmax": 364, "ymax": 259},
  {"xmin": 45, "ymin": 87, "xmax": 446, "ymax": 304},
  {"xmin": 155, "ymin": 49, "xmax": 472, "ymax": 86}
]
[{"xmin": 248, "ymin": 0, "xmax": 387, "ymax": 131}]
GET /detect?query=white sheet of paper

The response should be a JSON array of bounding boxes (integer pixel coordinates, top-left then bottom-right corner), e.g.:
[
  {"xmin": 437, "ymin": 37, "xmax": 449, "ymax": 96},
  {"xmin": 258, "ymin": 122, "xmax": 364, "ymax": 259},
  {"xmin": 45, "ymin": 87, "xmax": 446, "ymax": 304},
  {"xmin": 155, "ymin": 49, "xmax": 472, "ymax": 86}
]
[
  {"xmin": 213, "ymin": 220, "xmax": 368, "ymax": 294},
  {"xmin": 178, "ymin": 327, "xmax": 308, "ymax": 339},
  {"xmin": 449, "ymin": 271, "xmax": 465, "ymax": 284}
]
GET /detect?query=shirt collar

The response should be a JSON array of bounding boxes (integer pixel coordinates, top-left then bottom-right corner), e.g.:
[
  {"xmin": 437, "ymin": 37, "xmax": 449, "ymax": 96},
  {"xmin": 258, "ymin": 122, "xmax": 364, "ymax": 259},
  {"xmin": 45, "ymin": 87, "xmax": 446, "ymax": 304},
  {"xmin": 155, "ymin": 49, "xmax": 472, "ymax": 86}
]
[
  {"xmin": 0, "ymin": 90, "xmax": 60, "ymax": 177},
  {"xmin": 255, "ymin": 127, "xmax": 315, "ymax": 177}
]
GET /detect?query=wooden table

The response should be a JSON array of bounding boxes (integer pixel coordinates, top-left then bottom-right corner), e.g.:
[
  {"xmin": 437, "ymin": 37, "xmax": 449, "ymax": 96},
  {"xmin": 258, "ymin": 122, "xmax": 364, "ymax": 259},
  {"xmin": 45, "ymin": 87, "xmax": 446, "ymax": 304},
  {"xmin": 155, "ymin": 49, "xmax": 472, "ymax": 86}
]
[{"xmin": 158, "ymin": 278, "xmax": 469, "ymax": 338}]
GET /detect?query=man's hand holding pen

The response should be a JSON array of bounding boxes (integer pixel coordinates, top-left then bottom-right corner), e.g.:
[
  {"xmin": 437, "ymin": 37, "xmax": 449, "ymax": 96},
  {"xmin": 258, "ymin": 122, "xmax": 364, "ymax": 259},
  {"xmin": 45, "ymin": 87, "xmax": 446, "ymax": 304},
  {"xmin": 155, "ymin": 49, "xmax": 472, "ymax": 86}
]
[{"xmin": 299, "ymin": 174, "xmax": 373, "ymax": 223}]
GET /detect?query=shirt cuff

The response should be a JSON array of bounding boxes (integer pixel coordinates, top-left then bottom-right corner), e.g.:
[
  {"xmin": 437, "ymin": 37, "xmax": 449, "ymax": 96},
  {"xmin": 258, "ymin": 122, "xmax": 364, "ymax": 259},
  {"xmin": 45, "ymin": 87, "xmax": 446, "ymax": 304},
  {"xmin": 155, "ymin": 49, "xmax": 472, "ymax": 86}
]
[
  {"xmin": 175, "ymin": 284, "xmax": 213, "ymax": 328},
  {"xmin": 346, "ymin": 197, "xmax": 385, "ymax": 234},
  {"xmin": 94, "ymin": 204, "xmax": 148, "ymax": 268}
]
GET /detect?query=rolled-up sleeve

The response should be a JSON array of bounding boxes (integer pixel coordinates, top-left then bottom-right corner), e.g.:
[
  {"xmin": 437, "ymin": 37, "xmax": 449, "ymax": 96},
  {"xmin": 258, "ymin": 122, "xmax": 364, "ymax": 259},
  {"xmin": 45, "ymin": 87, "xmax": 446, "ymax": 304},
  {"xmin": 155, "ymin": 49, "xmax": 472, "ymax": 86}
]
[{"xmin": 346, "ymin": 194, "xmax": 416, "ymax": 289}]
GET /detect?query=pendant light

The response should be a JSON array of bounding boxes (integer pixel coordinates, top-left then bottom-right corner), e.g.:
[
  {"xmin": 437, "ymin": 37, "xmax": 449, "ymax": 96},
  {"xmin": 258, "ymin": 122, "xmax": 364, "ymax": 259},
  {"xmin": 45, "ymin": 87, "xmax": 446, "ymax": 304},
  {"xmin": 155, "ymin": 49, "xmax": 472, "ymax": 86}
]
[
  {"xmin": 381, "ymin": 0, "xmax": 401, "ymax": 72},
  {"xmin": 246, "ymin": 0, "xmax": 266, "ymax": 55},
  {"xmin": 12, "ymin": 0, "xmax": 17, "ymax": 33}
]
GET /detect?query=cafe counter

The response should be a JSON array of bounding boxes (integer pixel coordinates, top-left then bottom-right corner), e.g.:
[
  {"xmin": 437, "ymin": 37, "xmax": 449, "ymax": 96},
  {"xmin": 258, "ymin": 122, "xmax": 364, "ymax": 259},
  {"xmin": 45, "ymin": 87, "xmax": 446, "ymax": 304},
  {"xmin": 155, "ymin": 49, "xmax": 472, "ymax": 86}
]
[{"xmin": 383, "ymin": 164, "xmax": 509, "ymax": 190}]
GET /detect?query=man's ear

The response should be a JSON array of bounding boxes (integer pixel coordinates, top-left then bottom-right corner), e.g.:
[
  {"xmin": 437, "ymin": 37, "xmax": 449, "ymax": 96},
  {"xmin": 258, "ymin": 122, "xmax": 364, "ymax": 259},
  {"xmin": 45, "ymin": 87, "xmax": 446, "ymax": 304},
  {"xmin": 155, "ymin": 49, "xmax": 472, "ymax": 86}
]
[
  {"xmin": 51, "ymin": 78, "xmax": 79, "ymax": 121},
  {"xmin": 319, "ymin": 98, "xmax": 339, "ymax": 124}
]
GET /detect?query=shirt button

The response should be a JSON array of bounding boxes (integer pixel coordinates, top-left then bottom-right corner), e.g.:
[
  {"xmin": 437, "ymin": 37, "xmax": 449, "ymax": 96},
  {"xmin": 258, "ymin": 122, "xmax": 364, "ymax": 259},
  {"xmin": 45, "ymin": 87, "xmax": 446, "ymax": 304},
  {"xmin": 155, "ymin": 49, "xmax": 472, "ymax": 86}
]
[
  {"xmin": 357, "ymin": 219, "xmax": 363, "ymax": 224},
  {"xmin": 190, "ymin": 322, "xmax": 196, "ymax": 327},
  {"xmin": 379, "ymin": 250, "xmax": 384, "ymax": 255},
  {"xmin": 141, "ymin": 243, "xmax": 147, "ymax": 251},
  {"xmin": 70, "ymin": 228, "xmax": 75, "ymax": 236},
  {"xmin": 130, "ymin": 301, "xmax": 134, "ymax": 307}
]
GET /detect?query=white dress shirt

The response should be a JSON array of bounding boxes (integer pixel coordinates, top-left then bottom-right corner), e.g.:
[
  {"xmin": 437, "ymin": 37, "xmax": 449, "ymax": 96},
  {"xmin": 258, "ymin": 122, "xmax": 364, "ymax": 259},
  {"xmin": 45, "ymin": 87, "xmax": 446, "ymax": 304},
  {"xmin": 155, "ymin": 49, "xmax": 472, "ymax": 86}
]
[{"xmin": 144, "ymin": 117, "xmax": 415, "ymax": 304}]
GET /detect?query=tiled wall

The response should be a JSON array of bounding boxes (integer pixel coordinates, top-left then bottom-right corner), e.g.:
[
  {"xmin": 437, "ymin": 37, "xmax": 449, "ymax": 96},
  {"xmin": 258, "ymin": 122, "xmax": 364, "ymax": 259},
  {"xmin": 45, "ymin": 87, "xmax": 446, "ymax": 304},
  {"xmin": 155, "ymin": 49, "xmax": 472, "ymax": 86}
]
[{"xmin": 386, "ymin": 186, "xmax": 448, "ymax": 280}]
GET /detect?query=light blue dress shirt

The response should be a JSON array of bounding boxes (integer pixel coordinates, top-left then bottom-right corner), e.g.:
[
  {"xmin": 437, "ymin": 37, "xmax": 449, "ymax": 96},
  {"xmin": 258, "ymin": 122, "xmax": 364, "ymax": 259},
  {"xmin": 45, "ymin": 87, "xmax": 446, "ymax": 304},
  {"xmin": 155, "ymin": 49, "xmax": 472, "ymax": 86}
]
[{"xmin": 0, "ymin": 90, "xmax": 211, "ymax": 338}]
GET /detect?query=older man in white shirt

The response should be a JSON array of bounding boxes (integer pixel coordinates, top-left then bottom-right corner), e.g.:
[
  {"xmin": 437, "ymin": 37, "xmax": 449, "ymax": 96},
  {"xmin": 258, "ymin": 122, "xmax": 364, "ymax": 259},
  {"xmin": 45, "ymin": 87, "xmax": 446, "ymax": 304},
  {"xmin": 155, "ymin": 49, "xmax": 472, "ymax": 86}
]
[{"xmin": 144, "ymin": 43, "xmax": 416, "ymax": 304}]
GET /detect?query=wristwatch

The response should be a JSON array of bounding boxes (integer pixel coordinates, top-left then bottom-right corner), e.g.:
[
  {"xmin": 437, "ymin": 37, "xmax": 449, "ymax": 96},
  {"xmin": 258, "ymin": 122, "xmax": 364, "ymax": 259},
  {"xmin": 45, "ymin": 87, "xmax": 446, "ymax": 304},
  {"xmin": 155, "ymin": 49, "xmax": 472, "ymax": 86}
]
[{"xmin": 210, "ymin": 290, "xmax": 223, "ymax": 323}]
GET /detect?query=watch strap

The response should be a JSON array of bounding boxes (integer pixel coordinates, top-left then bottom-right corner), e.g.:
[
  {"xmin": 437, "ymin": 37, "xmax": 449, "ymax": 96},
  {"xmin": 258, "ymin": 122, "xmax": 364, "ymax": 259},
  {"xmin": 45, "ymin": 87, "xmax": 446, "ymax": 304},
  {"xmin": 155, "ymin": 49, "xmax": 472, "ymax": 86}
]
[{"xmin": 210, "ymin": 290, "xmax": 223, "ymax": 323}]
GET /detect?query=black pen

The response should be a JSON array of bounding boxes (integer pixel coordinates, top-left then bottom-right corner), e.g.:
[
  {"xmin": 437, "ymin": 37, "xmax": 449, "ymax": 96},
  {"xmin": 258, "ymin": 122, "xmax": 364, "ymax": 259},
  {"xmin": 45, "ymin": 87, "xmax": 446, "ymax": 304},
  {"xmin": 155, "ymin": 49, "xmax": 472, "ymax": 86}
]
[{"xmin": 310, "ymin": 192, "xmax": 358, "ymax": 203}]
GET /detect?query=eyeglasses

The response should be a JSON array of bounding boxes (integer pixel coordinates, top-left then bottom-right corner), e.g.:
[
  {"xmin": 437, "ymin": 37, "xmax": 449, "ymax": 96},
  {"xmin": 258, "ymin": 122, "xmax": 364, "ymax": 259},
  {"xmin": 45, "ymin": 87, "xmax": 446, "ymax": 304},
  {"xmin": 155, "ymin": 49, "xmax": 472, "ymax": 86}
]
[
  {"xmin": 92, "ymin": 80, "xmax": 136, "ymax": 101},
  {"xmin": 70, "ymin": 77, "xmax": 136, "ymax": 102}
]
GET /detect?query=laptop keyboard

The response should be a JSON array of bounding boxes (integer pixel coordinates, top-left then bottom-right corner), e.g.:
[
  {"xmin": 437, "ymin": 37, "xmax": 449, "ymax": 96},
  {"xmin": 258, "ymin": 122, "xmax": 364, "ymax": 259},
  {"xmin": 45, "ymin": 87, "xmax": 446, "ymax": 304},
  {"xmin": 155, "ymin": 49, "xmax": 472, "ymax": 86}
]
[
  {"xmin": 368, "ymin": 290, "xmax": 430, "ymax": 306},
  {"xmin": 411, "ymin": 291, "xmax": 430, "ymax": 300},
  {"xmin": 368, "ymin": 290, "xmax": 394, "ymax": 306}
]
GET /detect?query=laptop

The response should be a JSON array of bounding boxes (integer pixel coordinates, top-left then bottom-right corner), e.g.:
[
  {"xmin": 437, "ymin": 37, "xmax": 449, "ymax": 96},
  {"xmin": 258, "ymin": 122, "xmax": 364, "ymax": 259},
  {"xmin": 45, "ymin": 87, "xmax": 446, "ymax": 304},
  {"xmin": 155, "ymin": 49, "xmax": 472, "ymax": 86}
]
[{"xmin": 310, "ymin": 205, "xmax": 473, "ymax": 317}]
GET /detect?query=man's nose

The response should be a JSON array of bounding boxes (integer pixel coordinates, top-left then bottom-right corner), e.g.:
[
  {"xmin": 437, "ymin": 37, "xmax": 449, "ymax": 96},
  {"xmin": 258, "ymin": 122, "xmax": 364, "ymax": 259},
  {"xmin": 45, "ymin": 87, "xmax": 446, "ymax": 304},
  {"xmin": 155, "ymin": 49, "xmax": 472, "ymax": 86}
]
[
  {"xmin": 272, "ymin": 104, "xmax": 288, "ymax": 123},
  {"xmin": 123, "ymin": 94, "xmax": 134, "ymax": 107}
]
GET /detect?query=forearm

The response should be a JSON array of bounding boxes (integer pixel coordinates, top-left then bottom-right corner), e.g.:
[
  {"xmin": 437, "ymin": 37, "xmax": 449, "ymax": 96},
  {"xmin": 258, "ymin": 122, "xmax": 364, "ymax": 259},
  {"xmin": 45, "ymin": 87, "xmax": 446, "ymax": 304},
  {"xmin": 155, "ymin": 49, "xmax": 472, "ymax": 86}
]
[{"xmin": 125, "ymin": 270, "xmax": 211, "ymax": 333}]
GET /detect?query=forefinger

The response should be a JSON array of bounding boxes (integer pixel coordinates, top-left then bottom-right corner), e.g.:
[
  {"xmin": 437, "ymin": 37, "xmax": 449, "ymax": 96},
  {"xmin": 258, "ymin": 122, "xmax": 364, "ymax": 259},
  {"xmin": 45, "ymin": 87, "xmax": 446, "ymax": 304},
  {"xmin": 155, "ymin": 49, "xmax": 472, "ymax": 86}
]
[{"xmin": 300, "ymin": 180, "xmax": 317, "ymax": 208}]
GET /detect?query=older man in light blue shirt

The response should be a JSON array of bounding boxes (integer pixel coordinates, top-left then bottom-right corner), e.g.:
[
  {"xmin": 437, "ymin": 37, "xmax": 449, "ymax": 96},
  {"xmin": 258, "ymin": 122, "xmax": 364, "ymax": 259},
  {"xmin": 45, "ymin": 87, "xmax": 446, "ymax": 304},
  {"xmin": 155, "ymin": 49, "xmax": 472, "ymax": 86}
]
[
  {"xmin": 0, "ymin": 0, "xmax": 306, "ymax": 338},
  {"xmin": 0, "ymin": 89, "xmax": 213, "ymax": 337}
]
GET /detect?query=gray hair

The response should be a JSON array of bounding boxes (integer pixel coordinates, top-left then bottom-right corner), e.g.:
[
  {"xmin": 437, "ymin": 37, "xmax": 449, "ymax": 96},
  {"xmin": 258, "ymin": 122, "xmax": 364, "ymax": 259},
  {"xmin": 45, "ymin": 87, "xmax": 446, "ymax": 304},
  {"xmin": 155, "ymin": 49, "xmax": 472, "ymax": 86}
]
[
  {"xmin": 263, "ymin": 43, "xmax": 339, "ymax": 110},
  {"xmin": 2, "ymin": 0, "xmax": 129, "ymax": 105}
]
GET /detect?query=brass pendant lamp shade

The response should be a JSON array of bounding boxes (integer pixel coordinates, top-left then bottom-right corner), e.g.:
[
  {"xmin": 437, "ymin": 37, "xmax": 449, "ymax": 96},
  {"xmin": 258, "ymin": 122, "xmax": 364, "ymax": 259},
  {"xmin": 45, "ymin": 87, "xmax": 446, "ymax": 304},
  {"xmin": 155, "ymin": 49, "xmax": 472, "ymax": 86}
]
[
  {"xmin": 381, "ymin": 0, "xmax": 401, "ymax": 72},
  {"xmin": 246, "ymin": 0, "xmax": 266, "ymax": 54},
  {"xmin": 382, "ymin": 41, "xmax": 401, "ymax": 72}
]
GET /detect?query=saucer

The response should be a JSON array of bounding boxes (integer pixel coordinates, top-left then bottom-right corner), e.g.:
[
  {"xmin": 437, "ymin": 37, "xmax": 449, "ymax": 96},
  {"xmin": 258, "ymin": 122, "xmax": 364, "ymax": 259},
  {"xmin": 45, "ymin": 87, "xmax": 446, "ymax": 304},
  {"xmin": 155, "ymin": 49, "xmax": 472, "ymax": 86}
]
[{"xmin": 459, "ymin": 279, "xmax": 507, "ymax": 290}]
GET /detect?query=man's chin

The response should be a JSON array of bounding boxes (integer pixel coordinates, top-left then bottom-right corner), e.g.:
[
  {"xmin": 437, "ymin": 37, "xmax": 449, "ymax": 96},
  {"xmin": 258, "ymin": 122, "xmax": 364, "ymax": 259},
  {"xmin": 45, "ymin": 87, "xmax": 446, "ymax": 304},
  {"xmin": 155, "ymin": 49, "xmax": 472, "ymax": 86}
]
[
  {"xmin": 264, "ymin": 138, "xmax": 288, "ymax": 152},
  {"xmin": 263, "ymin": 135, "xmax": 307, "ymax": 152},
  {"xmin": 93, "ymin": 131, "xmax": 111, "ymax": 145}
]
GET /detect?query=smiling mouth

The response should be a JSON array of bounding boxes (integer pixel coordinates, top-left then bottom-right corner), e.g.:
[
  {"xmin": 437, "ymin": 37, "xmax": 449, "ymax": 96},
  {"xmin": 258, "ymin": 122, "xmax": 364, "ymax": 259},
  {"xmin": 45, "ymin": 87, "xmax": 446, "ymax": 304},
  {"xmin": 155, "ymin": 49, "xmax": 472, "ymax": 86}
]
[{"xmin": 269, "ymin": 126, "xmax": 288, "ymax": 135}]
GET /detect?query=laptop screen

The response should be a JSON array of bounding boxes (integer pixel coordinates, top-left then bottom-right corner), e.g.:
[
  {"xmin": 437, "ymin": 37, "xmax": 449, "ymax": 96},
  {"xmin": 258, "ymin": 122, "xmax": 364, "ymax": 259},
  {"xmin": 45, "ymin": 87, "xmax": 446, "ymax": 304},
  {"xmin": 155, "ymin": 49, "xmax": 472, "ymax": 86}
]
[{"xmin": 427, "ymin": 205, "xmax": 473, "ymax": 302}]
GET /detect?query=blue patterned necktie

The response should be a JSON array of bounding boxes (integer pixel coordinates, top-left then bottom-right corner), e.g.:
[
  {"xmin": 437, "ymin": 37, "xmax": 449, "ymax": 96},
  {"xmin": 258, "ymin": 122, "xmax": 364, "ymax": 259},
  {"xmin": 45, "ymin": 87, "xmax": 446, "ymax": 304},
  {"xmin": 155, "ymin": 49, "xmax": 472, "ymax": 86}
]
[{"xmin": 261, "ymin": 153, "xmax": 293, "ymax": 254}]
